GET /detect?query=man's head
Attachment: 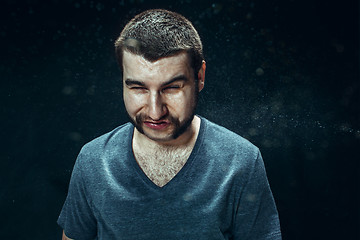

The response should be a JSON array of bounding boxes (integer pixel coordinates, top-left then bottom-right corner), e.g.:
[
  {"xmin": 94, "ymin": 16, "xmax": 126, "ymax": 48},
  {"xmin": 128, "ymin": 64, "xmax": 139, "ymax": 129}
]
[
  {"xmin": 114, "ymin": 9, "xmax": 204, "ymax": 79},
  {"xmin": 115, "ymin": 9, "xmax": 206, "ymax": 143}
]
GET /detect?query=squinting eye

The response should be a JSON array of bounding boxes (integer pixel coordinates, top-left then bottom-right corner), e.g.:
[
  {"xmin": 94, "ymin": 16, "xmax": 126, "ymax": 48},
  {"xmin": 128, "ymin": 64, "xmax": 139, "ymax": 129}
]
[
  {"xmin": 132, "ymin": 87, "xmax": 146, "ymax": 90},
  {"xmin": 164, "ymin": 85, "xmax": 180, "ymax": 90}
]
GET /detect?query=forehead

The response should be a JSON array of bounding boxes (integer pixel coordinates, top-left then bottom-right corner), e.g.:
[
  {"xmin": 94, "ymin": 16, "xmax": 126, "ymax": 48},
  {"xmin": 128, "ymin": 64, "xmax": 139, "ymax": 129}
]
[{"xmin": 122, "ymin": 51, "xmax": 193, "ymax": 82}]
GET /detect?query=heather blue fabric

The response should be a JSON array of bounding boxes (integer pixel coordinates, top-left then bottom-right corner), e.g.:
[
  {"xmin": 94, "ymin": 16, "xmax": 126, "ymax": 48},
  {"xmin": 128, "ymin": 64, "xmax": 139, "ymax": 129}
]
[{"xmin": 58, "ymin": 117, "xmax": 281, "ymax": 239}]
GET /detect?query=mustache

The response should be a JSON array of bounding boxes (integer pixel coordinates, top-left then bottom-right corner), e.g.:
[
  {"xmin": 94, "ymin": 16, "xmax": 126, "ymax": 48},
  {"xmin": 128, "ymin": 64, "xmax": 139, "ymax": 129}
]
[
  {"xmin": 131, "ymin": 112, "xmax": 195, "ymax": 140},
  {"xmin": 135, "ymin": 113, "xmax": 175, "ymax": 124}
]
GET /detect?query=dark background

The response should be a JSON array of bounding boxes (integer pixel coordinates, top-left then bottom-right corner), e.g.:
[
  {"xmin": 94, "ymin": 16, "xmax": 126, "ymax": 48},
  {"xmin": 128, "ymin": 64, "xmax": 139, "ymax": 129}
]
[{"xmin": 1, "ymin": 0, "xmax": 359, "ymax": 239}]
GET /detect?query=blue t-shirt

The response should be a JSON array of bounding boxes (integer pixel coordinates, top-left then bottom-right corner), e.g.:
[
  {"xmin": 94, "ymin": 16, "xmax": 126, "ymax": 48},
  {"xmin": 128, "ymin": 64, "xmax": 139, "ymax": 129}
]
[{"xmin": 58, "ymin": 117, "xmax": 281, "ymax": 239}]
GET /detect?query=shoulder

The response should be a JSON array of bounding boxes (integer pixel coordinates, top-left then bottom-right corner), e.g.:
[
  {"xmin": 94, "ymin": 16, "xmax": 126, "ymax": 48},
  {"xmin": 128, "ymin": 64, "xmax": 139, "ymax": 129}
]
[
  {"xmin": 199, "ymin": 117, "xmax": 261, "ymax": 167},
  {"xmin": 193, "ymin": 117, "xmax": 266, "ymax": 192},
  {"xmin": 70, "ymin": 122, "xmax": 133, "ymax": 182},
  {"xmin": 201, "ymin": 117, "xmax": 259, "ymax": 154},
  {"xmin": 82, "ymin": 122, "xmax": 132, "ymax": 151},
  {"xmin": 76, "ymin": 122, "xmax": 133, "ymax": 165}
]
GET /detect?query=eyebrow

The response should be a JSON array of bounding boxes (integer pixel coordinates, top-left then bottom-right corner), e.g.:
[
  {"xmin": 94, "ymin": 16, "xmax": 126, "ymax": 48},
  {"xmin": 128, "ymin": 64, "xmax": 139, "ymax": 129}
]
[
  {"xmin": 125, "ymin": 75, "xmax": 189, "ymax": 87},
  {"xmin": 125, "ymin": 79, "xmax": 145, "ymax": 87}
]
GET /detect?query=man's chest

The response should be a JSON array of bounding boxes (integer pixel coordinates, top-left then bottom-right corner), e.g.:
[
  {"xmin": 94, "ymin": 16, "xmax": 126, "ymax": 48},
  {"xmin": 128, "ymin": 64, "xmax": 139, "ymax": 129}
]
[
  {"xmin": 133, "ymin": 147, "xmax": 192, "ymax": 187},
  {"xmin": 92, "ymin": 178, "xmax": 233, "ymax": 240}
]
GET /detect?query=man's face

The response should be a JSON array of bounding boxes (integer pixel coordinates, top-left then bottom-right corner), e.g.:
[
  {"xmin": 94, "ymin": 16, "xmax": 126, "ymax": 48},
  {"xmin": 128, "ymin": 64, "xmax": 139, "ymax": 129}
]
[{"xmin": 122, "ymin": 51, "xmax": 202, "ymax": 143}]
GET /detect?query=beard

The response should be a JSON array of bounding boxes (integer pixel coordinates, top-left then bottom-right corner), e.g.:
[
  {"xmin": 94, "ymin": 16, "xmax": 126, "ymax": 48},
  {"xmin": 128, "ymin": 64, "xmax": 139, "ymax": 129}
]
[
  {"xmin": 128, "ymin": 85, "xmax": 199, "ymax": 142},
  {"xmin": 127, "ymin": 108, "xmax": 196, "ymax": 142}
]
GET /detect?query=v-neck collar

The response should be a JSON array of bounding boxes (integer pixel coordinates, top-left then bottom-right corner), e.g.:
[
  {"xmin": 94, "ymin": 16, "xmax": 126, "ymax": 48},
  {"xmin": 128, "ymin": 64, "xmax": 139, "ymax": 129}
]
[{"xmin": 127, "ymin": 116, "xmax": 206, "ymax": 191}]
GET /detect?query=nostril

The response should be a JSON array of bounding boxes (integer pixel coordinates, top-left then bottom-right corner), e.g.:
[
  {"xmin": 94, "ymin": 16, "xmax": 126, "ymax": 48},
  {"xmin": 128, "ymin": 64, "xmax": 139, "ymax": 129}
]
[{"xmin": 147, "ymin": 104, "xmax": 168, "ymax": 121}]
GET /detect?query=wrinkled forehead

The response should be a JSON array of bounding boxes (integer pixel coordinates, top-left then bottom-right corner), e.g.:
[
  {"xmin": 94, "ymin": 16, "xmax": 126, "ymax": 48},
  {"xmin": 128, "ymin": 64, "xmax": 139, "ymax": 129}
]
[
  {"xmin": 122, "ymin": 48, "xmax": 191, "ymax": 66},
  {"xmin": 122, "ymin": 50, "xmax": 193, "ymax": 82}
]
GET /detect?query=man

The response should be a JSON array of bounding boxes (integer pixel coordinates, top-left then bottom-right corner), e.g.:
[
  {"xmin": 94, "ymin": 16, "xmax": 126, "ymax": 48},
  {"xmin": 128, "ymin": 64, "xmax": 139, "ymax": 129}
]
[{"xmin": 58, "ymin": 9, "xmax": 281, "ymax": 240}]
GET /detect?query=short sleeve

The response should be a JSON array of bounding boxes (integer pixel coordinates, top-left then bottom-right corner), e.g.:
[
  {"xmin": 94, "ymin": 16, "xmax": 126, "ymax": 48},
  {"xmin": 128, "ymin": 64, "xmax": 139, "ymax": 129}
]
[
  {"xmin": 57, "ymin": 152, "xmax": 97, "ymax": 240},
  {"xmin": 233, "ymin": 150, "xmax": 282, "ymax": 240}
]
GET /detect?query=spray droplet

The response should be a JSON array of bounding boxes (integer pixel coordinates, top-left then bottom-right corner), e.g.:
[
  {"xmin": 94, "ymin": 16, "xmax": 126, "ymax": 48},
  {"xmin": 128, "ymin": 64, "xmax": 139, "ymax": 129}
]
[{"xmin": 256, "ymin": 67, "xmax": 264, "ymax": 76}]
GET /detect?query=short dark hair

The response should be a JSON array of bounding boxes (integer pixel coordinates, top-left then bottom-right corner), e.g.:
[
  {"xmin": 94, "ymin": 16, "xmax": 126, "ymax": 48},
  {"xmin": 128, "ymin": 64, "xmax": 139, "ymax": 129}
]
[{"xmin": 114, "ymin": 9, "xmax": 204, "ymax": 77}]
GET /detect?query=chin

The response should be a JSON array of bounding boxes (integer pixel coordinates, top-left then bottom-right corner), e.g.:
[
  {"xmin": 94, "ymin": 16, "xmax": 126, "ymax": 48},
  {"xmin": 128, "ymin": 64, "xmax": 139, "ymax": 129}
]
[
  {"xmin": 145, "ymin": 134, "xmax": 175, "ymax": 142},
  {"xmin": 141, "ymin": 128, "xmax": 177, "ymax": 142}
]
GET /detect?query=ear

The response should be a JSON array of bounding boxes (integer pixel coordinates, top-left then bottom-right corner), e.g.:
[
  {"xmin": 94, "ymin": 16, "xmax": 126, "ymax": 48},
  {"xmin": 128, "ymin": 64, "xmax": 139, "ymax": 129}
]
[{"xmin": 197, "ymin": 60, "xmax": 206, "ymax": 92}]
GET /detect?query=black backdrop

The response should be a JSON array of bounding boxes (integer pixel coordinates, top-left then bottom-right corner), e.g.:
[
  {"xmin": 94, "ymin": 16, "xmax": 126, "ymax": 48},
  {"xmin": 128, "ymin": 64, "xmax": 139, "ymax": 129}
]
[{"xmin": 1, "ymin": 0, "xmax": 359, "ymax": 239}]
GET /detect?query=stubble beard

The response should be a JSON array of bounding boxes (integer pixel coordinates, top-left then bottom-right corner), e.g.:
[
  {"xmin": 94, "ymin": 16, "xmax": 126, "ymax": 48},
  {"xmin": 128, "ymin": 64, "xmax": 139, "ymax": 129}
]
[
  {"xmin": 131, "ymin": 111, "xmax": 195, "ymax": 142},
  {"xmin": 127, "ymin": 84, "xmax": 199, "ymax": 142}
]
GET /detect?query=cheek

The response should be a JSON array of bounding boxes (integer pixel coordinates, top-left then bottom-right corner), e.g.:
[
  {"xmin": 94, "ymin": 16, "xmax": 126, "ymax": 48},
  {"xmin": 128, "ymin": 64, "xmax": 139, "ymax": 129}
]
[
  {"xmin": 166, "ymin": 92, "xmax": 186, "ymax": 106},
  {"xmin": 123, "ymin": 91, "xmax": 145, "ymax": 114},
  {"xmin": 167, "ymin": 91, "xmax": 195, "ymax": 115}
]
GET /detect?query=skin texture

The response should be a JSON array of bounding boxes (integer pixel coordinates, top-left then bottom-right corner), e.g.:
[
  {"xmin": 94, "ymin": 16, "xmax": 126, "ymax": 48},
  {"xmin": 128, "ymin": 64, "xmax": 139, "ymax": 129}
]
[
  {"xmin": 122, "ymin": 50, "xmax": 205, "ymax": 146},
  {"xmin": 62, "ymin": 231, "xmax": 73, "ymax": 240}
]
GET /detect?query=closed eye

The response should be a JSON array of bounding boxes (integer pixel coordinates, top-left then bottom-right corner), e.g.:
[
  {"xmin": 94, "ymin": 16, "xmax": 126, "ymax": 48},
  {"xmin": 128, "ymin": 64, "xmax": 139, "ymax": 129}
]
[
  {"xmin": 130, "ymin": 86, "xmax": 148, "ymax": 92},
  {"xmin": 162, "ymin": 85, "xmax": 181, "ymax": 92},
  {"xmin": 165, "ymin": 85, "xmax": 180, "ymax": 89},
  {"xmin": 131, "ymin": 86, "xmax": 146, "ymax": 89}
]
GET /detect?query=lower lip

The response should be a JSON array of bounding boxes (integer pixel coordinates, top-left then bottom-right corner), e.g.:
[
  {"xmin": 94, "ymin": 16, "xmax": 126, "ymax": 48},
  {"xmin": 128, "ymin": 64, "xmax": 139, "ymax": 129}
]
[{"xmin": 144, "ymin": 122, "xmax": 170, "ymax": 130}]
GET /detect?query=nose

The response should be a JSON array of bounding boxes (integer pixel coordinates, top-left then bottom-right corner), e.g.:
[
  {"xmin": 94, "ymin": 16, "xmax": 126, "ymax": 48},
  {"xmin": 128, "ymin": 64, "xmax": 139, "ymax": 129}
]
[{"xmin": 147, "ymin": 91, "xmax": 167, "ymax": 120}]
